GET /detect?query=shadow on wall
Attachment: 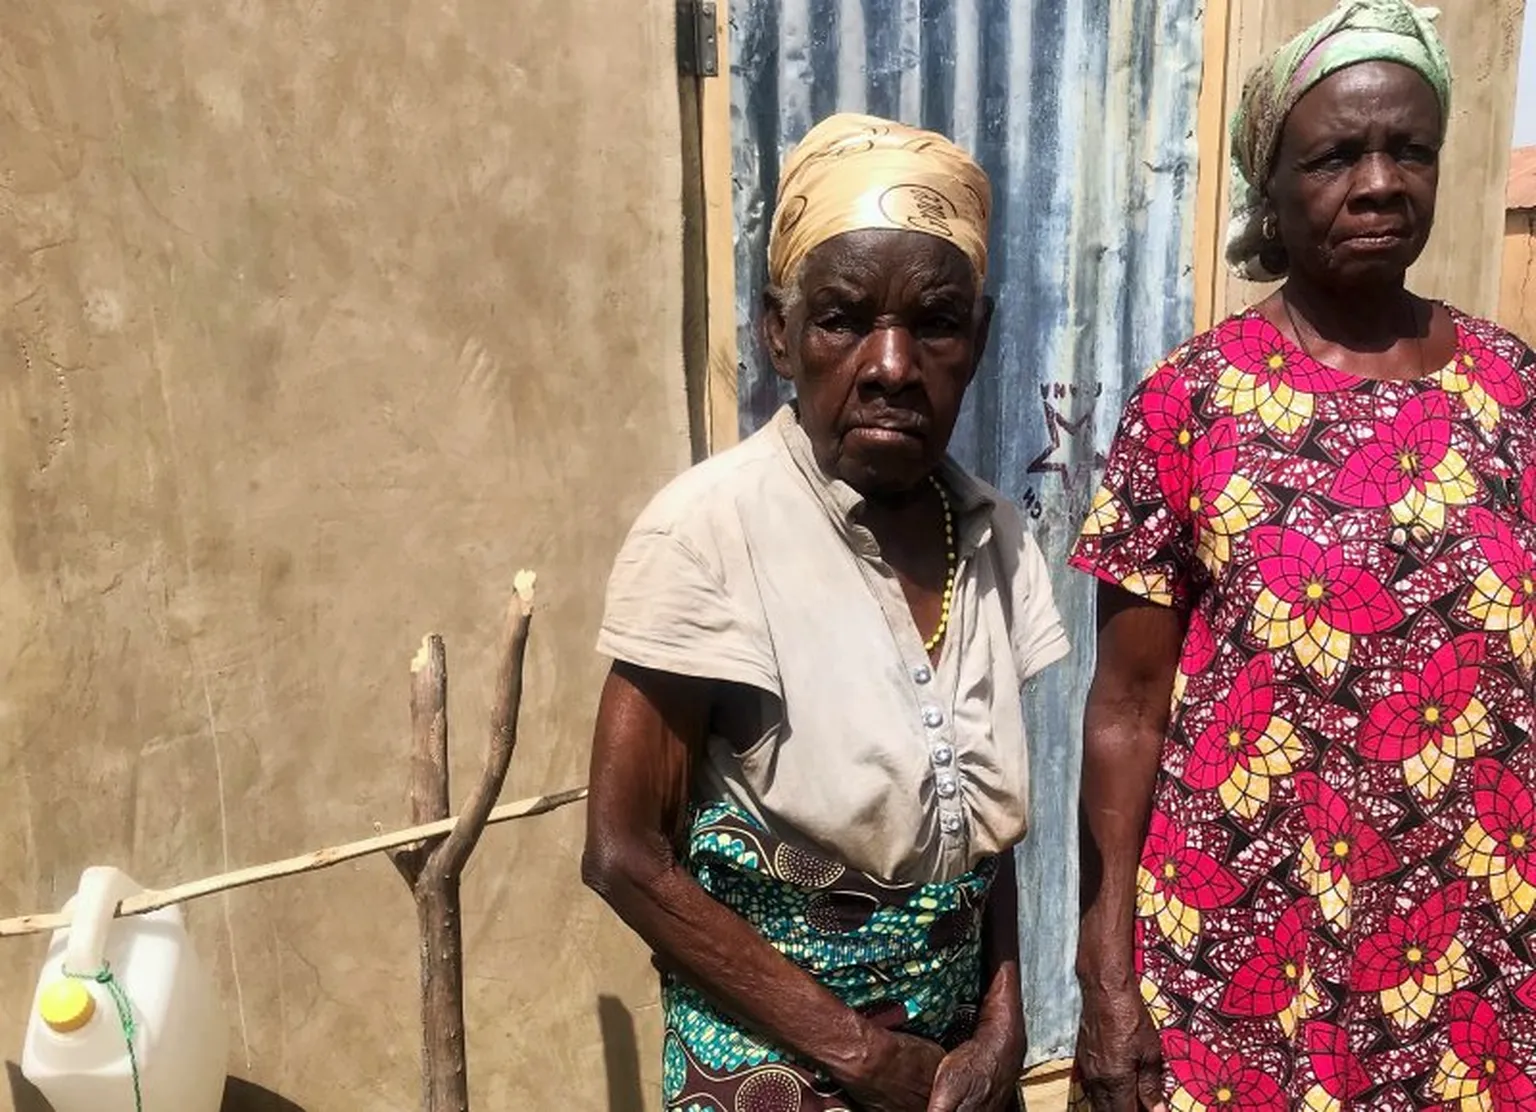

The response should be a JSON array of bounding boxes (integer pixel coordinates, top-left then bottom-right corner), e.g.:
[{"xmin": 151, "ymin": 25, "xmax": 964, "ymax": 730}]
[
  {"xmin": 5, "ymin": 1063, "xmax": 48, "ymax": 1112},
  {"xmin": 222, "ymin": 1076, "xmax": 309, "ymax": 1111},
  {"xmin": 6, "ymin": 1063, "xmax": 307, "ymax": 1112},
  {"xmin": 599, "ymin": 993, "xmax": 646, "ymax": 1112}
]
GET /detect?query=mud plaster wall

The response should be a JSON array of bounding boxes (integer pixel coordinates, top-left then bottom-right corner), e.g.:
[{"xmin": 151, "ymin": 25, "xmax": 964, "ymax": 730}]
[{"xmin": 0, "ymin": 2, "xmax": 688, "ymax": 1109}]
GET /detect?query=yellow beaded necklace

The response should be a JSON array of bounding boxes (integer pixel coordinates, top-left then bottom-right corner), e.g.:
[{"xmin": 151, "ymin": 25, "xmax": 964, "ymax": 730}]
[{"xmin": 924, "ymin": 474, "xmax": 958, "ymax": 654}]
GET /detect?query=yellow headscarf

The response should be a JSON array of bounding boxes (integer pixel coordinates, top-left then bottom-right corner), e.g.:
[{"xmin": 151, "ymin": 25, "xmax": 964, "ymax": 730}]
[{"xmin": 767, "ymin": 113, "xmax": 992, "ymax": 292}]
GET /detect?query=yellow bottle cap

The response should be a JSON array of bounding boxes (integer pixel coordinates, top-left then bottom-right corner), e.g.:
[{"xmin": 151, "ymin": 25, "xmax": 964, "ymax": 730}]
[{"xmin": 38, "ymin": 979, "xmax": 96, "ymax": 1033}]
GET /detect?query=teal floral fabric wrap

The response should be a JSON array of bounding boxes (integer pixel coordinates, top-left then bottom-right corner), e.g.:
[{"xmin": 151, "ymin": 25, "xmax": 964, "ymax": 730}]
[{"xmin": 661, "ymin": 800, "xmax": 997, "ymax": 1112}]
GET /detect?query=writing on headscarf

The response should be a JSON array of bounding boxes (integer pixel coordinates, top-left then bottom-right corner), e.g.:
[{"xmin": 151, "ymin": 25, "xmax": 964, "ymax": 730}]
[
  {"xmin": 768, "ymin": 113, "xmax": 992, "ymax": 293},
  {"xmin": 1226, "ymin": 0, "xmax": 1452, "ymax": 281}
]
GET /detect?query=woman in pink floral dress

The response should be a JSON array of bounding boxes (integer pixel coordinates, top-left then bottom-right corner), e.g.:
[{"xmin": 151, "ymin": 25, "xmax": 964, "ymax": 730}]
[{"xmin": 1069, "ymin": 3, "xmax": 1536, "ymax": 1110}]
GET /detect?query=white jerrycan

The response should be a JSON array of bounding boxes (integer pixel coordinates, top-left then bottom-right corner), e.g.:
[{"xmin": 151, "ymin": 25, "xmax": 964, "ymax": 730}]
[{"xmin": 20, "ymin": 866, "xmax": 228, "ymax": 1112}]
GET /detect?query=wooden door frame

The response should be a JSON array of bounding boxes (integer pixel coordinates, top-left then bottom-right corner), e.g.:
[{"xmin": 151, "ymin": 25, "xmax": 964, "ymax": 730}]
[
  {"xmin": 1193, "ymin": 0, "xmax": 1234, "ymax": 333},
  {"xmin": 679, "ymin": 0, "xmax": 739, "ymax": 459}
]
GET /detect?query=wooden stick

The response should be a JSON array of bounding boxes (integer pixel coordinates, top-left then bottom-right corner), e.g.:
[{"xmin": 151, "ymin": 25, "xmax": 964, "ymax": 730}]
[
  {"xmin": 0, "ymin": 786, "xmax": 587, "ymax": 939},
  {"xmin": 391, "ymin": 633, "xmax": 451, "ymax": 886},
  {"xmin": 431, "ymin": 571, "xmax": 536, "ymax": 880},
  {"xmin": 393, "ymin": 628, "xmax": 463, "ymax": 1112}
]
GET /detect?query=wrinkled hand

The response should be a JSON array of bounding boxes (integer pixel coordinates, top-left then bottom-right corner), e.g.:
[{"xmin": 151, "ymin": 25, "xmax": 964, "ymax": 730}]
[
  {"xmin": 926, "ymin": 1025, "xmax": 1023, "ymax": 1112},
  {"xmin": 1075, "ymin": 985, "xmax": 1166, "ymax": 1112},
  {"xmin": 842, "ymin": 1029, "xmax": 946, "ymax": 1112}
]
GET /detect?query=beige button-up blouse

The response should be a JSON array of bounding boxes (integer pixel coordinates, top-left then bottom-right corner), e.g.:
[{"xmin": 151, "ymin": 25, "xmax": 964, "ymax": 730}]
[{"xmin": 598, "ymin": 406, "xmax": 1069, "ymax": 884}]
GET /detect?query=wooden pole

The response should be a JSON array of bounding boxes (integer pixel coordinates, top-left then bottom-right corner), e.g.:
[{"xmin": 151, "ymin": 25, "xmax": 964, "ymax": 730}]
[
  {"xmin": 387, "ymin": 570, "xmax": 537, "ymax": 1112},
  {"xmin": 0, "ymin": 787, "xmax": 587, "ymax": 939},
  {"xmin": 389, "ymin": 631, "xmax": 460, "ymax": 1110}
]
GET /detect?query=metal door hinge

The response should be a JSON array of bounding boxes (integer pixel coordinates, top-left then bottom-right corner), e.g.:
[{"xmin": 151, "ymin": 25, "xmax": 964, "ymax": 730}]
[{"xmin": 677, "ymin": 0, "xmax": 719, "ymax": 77}]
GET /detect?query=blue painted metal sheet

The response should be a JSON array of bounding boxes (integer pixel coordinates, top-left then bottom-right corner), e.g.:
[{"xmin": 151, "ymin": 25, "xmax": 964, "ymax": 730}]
[{"xmin": 731, "ymin": 0, "xmax": 1204, "ymax": 1062}]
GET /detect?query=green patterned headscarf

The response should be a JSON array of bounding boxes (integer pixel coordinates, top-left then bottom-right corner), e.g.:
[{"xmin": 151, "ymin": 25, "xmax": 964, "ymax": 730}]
[{"xmin": 1226, "ymin": 0, "xmax": 1452, "ymax": 281}]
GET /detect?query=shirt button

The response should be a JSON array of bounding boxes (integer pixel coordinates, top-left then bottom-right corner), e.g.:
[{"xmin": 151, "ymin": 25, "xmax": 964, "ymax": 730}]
[
  {"xmin": 922, "ymin": 706, "xmax": 944, "ymax": 729},
  {"xmin": 912, "ymin": 665, "xmax": 932, "ymax": 685},
  {"xmin": 940, "ymin": 813, "xmax": 963, "ymax": 835},
  {"xmin": 931, "ymin": 744, "xmax": 954, "ymax": 768},
  {"xmin": 936, "ymin": 774, "xmax": 958, "ymax": 799}
]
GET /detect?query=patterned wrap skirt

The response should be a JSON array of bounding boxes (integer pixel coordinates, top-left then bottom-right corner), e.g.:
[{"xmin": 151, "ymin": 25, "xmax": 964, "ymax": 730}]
[{"xmin": 662, "ymin": 800, "xmax": 1004, "ymax": 1112}]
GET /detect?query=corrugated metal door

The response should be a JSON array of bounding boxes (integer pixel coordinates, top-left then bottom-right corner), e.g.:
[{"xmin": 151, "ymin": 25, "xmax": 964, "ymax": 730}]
[{"xmin": 731, "ymin": 0, "xmax": 1204, "ymax": 1062}]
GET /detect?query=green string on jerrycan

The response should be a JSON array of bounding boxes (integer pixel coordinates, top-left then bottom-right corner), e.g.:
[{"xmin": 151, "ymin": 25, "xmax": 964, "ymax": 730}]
[{"xmin": 61, "ymin": 964, "xmax": 144, "ymax": 1112}]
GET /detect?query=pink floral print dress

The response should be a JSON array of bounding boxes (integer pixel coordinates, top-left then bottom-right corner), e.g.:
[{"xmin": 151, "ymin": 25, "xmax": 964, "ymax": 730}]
[{"xmin": 1070, "ymin": 308, "xmax": 1536, "ymax": 1109}]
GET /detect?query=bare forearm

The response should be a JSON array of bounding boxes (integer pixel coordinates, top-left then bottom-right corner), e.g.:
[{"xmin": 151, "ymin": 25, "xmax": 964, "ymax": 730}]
[
  {"xmin": 1073, "ymin": 590, "xmax": 1182, "ymax": 1104},
  {"xmin": 1077, "ymin": 693, "xmax": 1163, "ymax": 989},
  {"xmin": 977, "ymin": 858, "xmax": 1023, "ymax": 1048},
  {"xmin": 923, "ymin": 855, "xmax": 1027, "ymax": 1112},
  {"xmin": 587, "ymin": 841, "xmax": 877, "ymax": 1084}
]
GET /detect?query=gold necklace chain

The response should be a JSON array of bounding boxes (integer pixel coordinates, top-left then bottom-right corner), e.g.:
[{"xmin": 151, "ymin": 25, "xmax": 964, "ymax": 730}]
[{"xmin": 924, "ymin": 474, "xmax": 958, "ymax": 654}]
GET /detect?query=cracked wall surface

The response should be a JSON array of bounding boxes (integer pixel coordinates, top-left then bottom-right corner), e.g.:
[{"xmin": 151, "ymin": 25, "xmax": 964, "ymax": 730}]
[
  {"xmin": 1503, "ymin": 211, "xmax": 1536, "ymax": 344},
  {"xmin": 0, "ymin": 2, "xmax": 688, "ymax": 1108}
]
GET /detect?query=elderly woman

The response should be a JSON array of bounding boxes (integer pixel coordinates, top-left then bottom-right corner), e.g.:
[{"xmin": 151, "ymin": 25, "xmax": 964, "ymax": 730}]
[
  {"xmin": 1071, "ymin": 2, "xmax": 1536, "ymax": 1109},
  {"xmin": 583, "ymin": 113, "xmax": 1068, "ymax": 1112}
]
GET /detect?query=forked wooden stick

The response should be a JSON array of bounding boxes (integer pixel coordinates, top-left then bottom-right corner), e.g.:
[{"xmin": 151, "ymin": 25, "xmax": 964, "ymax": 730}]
[
  {"xmin": 388, "ymin": 570, "xmax": 539, "ymax": 1112},
  {"xmin": 0, "ymin": 787, "xmax": 588, "ymax": 940}
]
